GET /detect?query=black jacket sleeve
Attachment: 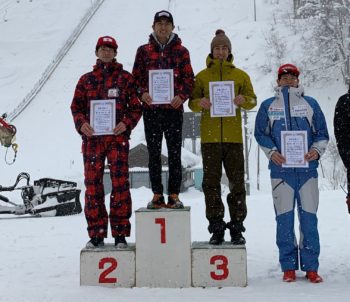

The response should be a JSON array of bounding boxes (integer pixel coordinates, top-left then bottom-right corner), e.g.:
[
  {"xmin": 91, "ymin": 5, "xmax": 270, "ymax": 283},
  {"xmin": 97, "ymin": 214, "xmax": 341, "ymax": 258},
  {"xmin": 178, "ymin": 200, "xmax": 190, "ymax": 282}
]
[{"xmin": 334, "ymin": 93, "xmax": 350, "ymax": 167}]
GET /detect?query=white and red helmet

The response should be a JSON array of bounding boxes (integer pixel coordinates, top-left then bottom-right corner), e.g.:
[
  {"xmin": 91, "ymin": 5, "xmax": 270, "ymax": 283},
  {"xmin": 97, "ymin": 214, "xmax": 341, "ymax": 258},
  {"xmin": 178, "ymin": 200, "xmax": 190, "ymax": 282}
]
[
  {"xmin": 278, "ymin": 64, "xmax": 300, "ymax": 79},
  {"xmin": 95, "ymin": 36, "xmax": 118, "ymax": 51}
]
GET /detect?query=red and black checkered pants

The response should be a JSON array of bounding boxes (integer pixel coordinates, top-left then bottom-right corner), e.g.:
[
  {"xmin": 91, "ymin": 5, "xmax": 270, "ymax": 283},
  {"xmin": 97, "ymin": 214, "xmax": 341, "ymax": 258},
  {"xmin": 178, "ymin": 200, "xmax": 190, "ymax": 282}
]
[{"xmin": 82, "ymin": 136, "xmax": 131, "ymax": 238}]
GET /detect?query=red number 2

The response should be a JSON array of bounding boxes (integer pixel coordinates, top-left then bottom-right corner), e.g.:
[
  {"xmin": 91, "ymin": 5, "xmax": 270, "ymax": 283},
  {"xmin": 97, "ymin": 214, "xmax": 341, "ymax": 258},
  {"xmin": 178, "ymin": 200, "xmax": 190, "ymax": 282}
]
[
  {"xmin": 210, "ymin": 255, "xmax": 229, "ymax": 280},
  {"xmin": 99, "ymin": 257, "xmax": 118, "ymax": 283},
  {"xmin": 155, "ymin": 218, "xmax": 166, "ymax": 244}
]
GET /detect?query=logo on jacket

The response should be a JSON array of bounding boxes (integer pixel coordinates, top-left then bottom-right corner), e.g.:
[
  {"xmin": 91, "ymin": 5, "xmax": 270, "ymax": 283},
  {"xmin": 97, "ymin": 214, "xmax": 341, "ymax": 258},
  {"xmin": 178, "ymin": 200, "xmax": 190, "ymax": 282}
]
[
  {"xmin": 291, "ymin": 105, "xmax": 308, "ymax": 117},
  {"xmin": 108, "ymin": 88, "xmax": 119, "ymax": 98},
  {"xmin": 268, "ymin": 107, "xmax": 284, "ymax": 120}
]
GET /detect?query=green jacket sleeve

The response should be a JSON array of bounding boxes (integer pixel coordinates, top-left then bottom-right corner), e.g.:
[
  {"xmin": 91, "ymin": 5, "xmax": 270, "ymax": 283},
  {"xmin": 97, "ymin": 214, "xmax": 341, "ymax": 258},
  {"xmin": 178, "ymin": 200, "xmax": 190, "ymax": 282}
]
[
  {"xmin": 188, "ymin": 76, "xmax": 204, "ymax": 112},
  {"xmin": 239, "ymin": 74, "xmax": 257, "ymax": 110}
]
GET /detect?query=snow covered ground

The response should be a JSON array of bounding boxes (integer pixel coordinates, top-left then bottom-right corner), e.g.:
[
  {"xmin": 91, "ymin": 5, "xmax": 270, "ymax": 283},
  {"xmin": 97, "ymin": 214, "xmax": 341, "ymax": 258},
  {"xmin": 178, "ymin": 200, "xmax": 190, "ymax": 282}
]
[
  {"xmin": 1, "ymin": 0, "xmax": 350, "ymax": 301},
  {"xmin": 1, "ymin": 188, "xmax": 350, "ymax": 302}
]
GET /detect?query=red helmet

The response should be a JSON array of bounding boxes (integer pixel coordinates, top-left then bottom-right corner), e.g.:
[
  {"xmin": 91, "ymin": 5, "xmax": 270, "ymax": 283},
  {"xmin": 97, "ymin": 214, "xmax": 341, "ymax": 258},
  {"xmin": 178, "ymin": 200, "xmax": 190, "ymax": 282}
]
[{"xmin": 278, "ymin": 64, "xmax": 300, "ymax": 79}]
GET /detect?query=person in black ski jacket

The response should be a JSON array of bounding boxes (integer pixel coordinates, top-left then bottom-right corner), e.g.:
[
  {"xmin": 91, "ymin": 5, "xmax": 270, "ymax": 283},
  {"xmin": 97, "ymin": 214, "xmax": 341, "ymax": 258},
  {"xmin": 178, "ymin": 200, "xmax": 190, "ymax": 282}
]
[{"xmin": 334, "ymin": 84, "xmax": 350, "ymax": 213}]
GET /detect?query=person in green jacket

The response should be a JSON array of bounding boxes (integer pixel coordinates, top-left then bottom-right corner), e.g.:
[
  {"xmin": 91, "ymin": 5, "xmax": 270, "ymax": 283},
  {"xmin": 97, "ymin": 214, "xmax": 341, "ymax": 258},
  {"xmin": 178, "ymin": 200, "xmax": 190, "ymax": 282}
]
[{"xmin": 189, "ymin": 29, "xmax": 256, "ymax": 245}]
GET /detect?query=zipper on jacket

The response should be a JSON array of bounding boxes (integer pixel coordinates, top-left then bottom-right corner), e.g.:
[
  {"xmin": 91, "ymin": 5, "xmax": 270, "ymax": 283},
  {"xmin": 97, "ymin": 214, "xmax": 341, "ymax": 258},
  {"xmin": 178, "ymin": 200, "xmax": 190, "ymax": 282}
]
[
  {"xmin": 282, "ymin": 86, "xmax": 292, "ymax": 131},
  {"xmin": 103, "ymin": 65, "xmax": 108, "ymax": 98},
  {"xmin": 282, "ymin": 86, "xmax": 297, "ymax": 173},
  {"xmin": 287, "ymin": 93, "xmax": 292, "ymax": 130},
  {"xmin": 160, "ymin": 49, "xmax": 165, "ymax": 69}
]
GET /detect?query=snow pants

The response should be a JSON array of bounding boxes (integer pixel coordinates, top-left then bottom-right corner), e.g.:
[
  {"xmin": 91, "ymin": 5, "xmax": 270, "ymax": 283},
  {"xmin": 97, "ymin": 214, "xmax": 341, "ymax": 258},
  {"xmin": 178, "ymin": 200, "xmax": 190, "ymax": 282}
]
[
  {"xmin": 201, "ymin": 143, "xmax": 247, "ymax": 223},
  {"xmin": 271, "ymin": 172, "xmax": 320, "ymax": 272},
  {"xmin": 83, "ymin": 136, "xmax": 131, "ymax": 239},
  {"xmin": 143, "ymin": 108, "xmax": 183, "ymax": 195}
]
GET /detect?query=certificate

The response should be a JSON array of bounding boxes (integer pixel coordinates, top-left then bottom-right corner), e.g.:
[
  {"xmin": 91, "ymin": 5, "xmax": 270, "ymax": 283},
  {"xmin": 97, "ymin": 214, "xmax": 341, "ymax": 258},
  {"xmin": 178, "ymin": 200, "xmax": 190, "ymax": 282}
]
[
  {"xmin": 281, "ymin": 130, "xmax": 309, "ymax": 168},
  {"xmin": 209, "ymin": 81, "xmax": 236, "ymax": 117},
  {"xmin": 149, "ymin": 69, "xmax": 174, "ymax": 104},
  {"xmin": 90, "ymin": 99, "xmax": 116, "ymax": 135}
]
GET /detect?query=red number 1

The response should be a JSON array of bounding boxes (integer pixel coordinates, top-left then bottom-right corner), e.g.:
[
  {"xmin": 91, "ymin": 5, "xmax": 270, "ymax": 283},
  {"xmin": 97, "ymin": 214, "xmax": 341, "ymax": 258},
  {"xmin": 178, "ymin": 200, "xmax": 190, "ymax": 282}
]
[
  {"xmin": 210, "ymin": 255, "xmax": 229, "ymax": 280},
  {"xmin": 155, "ymin": 218, "xmax": 166, "ymax": 244}
]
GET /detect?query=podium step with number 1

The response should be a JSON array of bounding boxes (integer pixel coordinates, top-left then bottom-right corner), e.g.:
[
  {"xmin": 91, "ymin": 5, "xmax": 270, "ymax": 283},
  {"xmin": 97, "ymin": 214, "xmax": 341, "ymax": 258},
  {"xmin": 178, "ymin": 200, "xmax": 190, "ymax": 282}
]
[{"xmin": 135, "ymin": 206, "xmax": 191, "ymax": 288}]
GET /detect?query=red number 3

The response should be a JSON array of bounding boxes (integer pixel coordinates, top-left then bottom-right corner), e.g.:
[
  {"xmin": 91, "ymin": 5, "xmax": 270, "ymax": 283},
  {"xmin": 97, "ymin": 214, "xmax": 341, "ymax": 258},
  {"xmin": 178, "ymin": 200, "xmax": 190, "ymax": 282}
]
[
  {"xmin": 99, "ymin": 257, "xmax": 118, "ymax": 283},
  {"xmin": 210, "ymin": 255, "xmax": 229, "ymax": 280}
]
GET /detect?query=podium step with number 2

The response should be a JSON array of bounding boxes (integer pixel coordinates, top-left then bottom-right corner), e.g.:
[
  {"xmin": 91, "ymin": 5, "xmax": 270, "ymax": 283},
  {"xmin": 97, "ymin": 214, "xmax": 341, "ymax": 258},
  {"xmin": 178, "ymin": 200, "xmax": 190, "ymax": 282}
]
[{"xmin": 80, "ymin": 244, "xmax": 135, "ymax": 287}]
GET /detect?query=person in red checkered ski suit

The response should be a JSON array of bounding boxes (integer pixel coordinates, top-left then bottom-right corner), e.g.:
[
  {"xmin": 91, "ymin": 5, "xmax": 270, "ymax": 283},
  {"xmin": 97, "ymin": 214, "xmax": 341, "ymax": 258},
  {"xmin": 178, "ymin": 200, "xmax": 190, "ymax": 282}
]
[
  {"xmin": 71, "ymin": 36, "xmax": 142, "ymax": 248},
  {"xmin": 132, "ymin": 10, "xmax": 194, "ymax": 209}
]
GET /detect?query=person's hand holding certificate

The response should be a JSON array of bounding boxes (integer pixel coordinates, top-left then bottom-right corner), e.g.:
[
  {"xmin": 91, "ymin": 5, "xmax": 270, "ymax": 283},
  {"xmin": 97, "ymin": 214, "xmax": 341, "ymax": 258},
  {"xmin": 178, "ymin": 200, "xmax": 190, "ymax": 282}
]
[
  {"xmin": 149, "ymin": 69, "xmax": 174, "ymax": 104},
  {"xmin": 281, "ymin": 130, "xmax": 309, "ymax": 168},
  {"xmin": 209, "ymin": 81, "xmax": 236, "ymax": 117},
  {"xmin": 90, "ymin": 99, "xmax": 116, "ymax": 135}
]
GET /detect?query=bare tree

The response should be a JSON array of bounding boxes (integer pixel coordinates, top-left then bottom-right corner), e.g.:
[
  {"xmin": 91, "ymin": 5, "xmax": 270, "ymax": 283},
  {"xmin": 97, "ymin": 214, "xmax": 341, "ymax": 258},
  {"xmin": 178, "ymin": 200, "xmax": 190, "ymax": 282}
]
[
  {"xmin": 262, "ymin": 26, "xmax": 287, "ymax": 74},
  {"xmin": 297, "ymin": 0, "xmax": 350, "ymax": 84},
  {"xmin": 320, "ymin": 136, "xmax": 347, "ymax": 190}
]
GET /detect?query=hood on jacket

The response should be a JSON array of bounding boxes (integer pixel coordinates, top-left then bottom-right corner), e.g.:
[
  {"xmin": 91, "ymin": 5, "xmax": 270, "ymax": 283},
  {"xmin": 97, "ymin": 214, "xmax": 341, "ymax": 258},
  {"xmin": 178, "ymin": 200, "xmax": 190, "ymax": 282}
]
[
  {"xmin": 93, "ymin": 59, "xmax": 123, "ymax": 73},
  {"xmin": 274, "ymin": 85, "xmax": 305, "ymax": 98},
  {"xmin": 206, "ymin": 53, "xmax": 235, "ymax": 69},
  {"xmin": 149, "ymin": 32, "xmax": 180, "ymax": 49}
]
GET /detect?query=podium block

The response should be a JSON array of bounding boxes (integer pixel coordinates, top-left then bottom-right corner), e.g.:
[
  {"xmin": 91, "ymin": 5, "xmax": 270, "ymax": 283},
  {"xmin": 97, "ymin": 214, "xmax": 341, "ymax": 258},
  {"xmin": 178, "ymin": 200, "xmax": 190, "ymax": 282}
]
[
  {"xmin": 80, "ymin": 244, "xmax": 135, "ymax": 287},
  {"xmin": 192, "ymin": 242, "xmax": 247, "ymax": 287},
  {"xmin": 135, "ymin": 207, "xmax": 191, "ymax": 288}
]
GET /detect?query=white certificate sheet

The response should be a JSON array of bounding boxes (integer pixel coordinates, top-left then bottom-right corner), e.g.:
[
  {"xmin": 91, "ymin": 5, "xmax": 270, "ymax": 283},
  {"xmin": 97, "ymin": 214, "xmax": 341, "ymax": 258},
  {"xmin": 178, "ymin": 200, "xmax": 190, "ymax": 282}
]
[
  {"xmin": 90, "ymin": 99, "xmax": 116, "ymax": 135},
  {"xmin": 209, "ymin": 81, "xmax": 236, "ymax": 117},
  {"xmin": 281, "ymin": 130, "xmax": 309, "ymax": 168},
  {"xmin": 149, "ymin": 69, "xmax": 174, "ymax": 104}
]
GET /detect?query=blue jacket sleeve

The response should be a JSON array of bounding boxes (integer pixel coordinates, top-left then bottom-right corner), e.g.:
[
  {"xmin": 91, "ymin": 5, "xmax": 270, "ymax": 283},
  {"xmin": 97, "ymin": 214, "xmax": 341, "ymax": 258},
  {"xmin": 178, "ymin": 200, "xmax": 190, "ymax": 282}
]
[
  {"xmin": 307, "ymin": 97, "xmax": 329, "ymax": 156},
  {"xmin": 254, "ymin": 99, "xmax": 278, "ymax": 159}
]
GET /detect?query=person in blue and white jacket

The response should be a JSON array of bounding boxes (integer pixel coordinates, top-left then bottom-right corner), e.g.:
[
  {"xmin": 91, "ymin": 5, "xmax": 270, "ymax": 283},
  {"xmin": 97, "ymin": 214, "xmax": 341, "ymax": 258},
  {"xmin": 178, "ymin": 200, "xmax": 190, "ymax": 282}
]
[{"xmin": 254, "ymin": 64, "xmax": 329, "ymax": 284}]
